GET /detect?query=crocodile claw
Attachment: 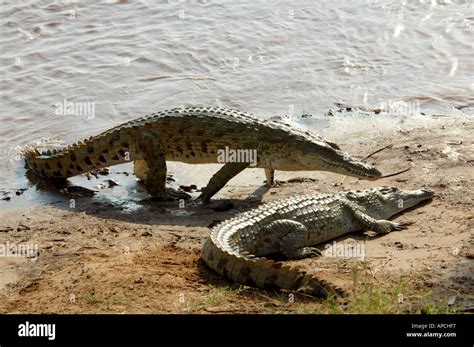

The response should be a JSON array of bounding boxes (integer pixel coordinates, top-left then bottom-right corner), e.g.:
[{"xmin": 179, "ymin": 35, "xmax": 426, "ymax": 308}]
[
  {"xmin": 393, "ymin": 221, "xmax": 414, "ymax": 231},
  {"xmin": 188, "ymin": 198, "xmax": 205, "ymax": 207},
  {"xmin": 285, "ymin": 247, "xmax": 322, "ymax": 259},
  {"xmin": 150, "ymin": 188, "xmax": 192, "ymax": 201},
  {"xmin": 194, "ymin": 194, "xmax": 210, "ymax": 205},
  {"xmin": 266, "ymin": 180, "xmax": 283, "ymax": 188}
]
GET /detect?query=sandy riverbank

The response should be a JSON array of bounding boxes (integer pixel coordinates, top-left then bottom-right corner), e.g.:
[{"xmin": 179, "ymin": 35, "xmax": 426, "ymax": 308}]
[{"xmin": 0, "ymin": 114, "xmax": 472, "ymax": 313}]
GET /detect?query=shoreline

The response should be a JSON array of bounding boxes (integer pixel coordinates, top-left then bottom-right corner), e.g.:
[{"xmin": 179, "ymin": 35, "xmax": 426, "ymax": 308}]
[{"xmin": 0, "ymin": 114, "xmax": 472, "ymax": 313}]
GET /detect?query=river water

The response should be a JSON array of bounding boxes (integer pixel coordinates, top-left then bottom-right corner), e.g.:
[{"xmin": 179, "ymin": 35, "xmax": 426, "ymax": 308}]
[{"xmin": 0, "ymin": 0, "xmax": 472, "ymax": 208}]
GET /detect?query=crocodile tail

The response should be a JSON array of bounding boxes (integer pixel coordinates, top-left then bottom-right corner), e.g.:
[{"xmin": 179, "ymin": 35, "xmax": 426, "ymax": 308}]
[
  {"xmin": 22, "ymin": 145, "xmax": 71, "ymax": 178},
  {"xmin": 201, "ymin": 238, "xmax": 344, "ymax": 298},
  {"xmin": 22, "ymin": 129, "xmax": 132, "ymax": 178}
]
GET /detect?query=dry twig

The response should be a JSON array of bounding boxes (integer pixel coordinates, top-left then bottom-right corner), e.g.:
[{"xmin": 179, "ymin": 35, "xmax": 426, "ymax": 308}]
[{"xmin": 341, "ymin": 144, "xmax": 394, "ymax": 185}]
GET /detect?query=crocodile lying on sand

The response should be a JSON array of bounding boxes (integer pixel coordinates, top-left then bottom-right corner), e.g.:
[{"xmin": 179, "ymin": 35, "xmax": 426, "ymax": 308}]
[
  {"xmin": 23, "ymin": 107, "xmax": 381, "ymax": 202},
  {"xmin": 202, "ymin": 186, "xmax": 434, "ymax": 297}
]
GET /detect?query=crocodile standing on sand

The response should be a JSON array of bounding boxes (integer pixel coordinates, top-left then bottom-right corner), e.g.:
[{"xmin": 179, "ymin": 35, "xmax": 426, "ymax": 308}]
[
  {"xmin": 202, "ymin": 187, "xmax": 434, "ymax": 296},
  {"xmin": 23, "ymin": 107, "xmax": 381, "ymax": 202}
]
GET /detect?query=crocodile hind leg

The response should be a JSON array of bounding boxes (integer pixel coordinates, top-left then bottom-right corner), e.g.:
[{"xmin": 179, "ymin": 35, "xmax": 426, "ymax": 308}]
[
  {"xmin": 134, "ymin": 133, "xmax": 191, "ymax": 201},
  {"xmin": 133, "ymin": 159, "xmax": 149, "ymax": 181},
  {"xmin": 263, "ymin": 219, "xmax": 322, "ymax": 259},
  {"xmin": 196, "ymin": 162, "xmax": 249, "ymax": 203}
]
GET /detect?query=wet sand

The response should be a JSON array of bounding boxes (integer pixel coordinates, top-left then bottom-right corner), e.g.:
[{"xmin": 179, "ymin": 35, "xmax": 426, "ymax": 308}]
[{"xmin": 0, "ymin": 114, "xmax": 472, "ymax": 313}]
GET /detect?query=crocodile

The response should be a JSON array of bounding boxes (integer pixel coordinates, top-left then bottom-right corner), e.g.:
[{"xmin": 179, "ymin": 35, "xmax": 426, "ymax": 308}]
[
  {"xmin": 202, "ymin": 186, "xmax": 434, "ymax": 297},
  {"xmin": 23, "ymin": 107, "xmax": 381, "ymax": 202}
]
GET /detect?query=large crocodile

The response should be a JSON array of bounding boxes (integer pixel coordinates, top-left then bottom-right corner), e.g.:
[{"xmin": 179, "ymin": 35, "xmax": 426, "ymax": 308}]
[
  {"xmin": 23, "ymin": 107, "xmax": 381, "ymax": 201},
  {"xmin": 202, "ymin": 186, "xmax": 434, "ymax": 297}
]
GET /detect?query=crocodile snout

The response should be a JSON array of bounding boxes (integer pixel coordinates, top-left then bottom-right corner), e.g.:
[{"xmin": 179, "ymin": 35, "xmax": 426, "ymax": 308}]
[
  {"xmin": 418, "ymin": 187, "xmax": 434, "ymax": 199},
  {"xmin": 366, "ymin": 166, "xmax": 382, "ymax": 180}
]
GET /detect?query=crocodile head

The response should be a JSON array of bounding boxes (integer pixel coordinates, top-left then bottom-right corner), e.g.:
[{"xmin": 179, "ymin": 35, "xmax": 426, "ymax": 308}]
[
  {"xmin": 347, "ymin": 187, "xmax": 434, "ymax": 219},
  {"xmin": 289, "ymin": 135, "xmax": 382, "ymax": 180}
]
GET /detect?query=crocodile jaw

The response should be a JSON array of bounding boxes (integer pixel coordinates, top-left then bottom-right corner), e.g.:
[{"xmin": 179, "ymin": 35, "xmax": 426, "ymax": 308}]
[
  {"xmin": 319, "ymin": 156, "xmax": 382, "ymax": 180},
  {"xmin": 366, "ymin": 187, "xmax": 434, "ymax": 219}
]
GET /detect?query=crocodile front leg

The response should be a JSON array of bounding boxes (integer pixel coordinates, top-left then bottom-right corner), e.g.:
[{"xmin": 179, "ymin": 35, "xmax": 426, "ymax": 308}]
[
  {"xmin": 346, "ymin": 202, "xmax": 407, "ymax": 234},
  {"xmin": 264, "ymin": 168, "xmax": 275, "ymax": 186},
  {"xmin": 263, "ymin": 219, "xmax": 322, "ymax": 259},
  {"xmin": 135, "ymin": 133, "xmax": 191, "ymax": 201},
  {"xmin": 265, "ymin": 168, "xmax": 285, "ymax": 187},
  {"xmin": 196, "ymin": 162, "xmax": 249, "ymax": 203}
]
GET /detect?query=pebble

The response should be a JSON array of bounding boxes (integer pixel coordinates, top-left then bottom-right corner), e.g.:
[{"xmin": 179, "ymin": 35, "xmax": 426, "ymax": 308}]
[{"xmin": 394, "ymin": 241, "xmax": 403, "ymax": 249}]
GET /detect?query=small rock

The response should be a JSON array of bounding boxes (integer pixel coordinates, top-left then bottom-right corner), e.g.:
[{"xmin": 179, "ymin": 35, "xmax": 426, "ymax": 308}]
[
  {"xmin": 105, "ymin": 179, "xmax": 119, "ymax": 188},
  {"xmin": 62, "ymin": 186, "xmax": 96, "ymax": 197},
  {"xmin": 0, "ymin": 226, "xmax": 13, "ymax": 232},
  {"xmin": 190, "ymin": 184, "xmax": 197, "ymax": 190},
  {"xmin": 2, "ymin": 196, "xmax": 11, "ymax": 201},
  {"xmin": 179, "ymin": 185, "xmax": 193, "ymax": 193},
  {"xmin": 394, "ymin": 241, "xmax": 403, "ymax": 249},
  {"xmin": 17, "ymin": 224, "xmax": 30, "ymax": 231},
  {"xmin": 464, "ymin": 251, "xmax": 474, "ymax": 259},
  {"xmin": 141, "ymin": 231, "xmax": 152, "ymax": 237}
]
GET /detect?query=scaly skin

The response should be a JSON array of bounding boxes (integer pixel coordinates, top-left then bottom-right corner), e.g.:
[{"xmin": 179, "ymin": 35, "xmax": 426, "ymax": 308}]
[
  {"xmin": 202, "ymin": 187, "xmax": 434, "ymax": 297},
  {"xmin": 23, "ymin": 107, "xmax": 381, "ymax": 201}
]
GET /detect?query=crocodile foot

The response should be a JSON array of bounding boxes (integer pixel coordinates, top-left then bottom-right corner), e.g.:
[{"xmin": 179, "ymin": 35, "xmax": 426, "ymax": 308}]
[
  {"xmin": 284, "ymin": 247, "xmax": 322, "ymax": 259},
  {"xmin": 266, "ymin": 180, "xmax": 283, "ymax": 188},
  {"xmin": 375, "ymin": 220, "xmax": 413, "ymax": 234},
  {"xmin": 149, "ymin": 188, "xmax": 192, "ymax": 201},
  {"xmin": 193, "ymin": 194, "xmax": 211, "ymax": 205}
]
